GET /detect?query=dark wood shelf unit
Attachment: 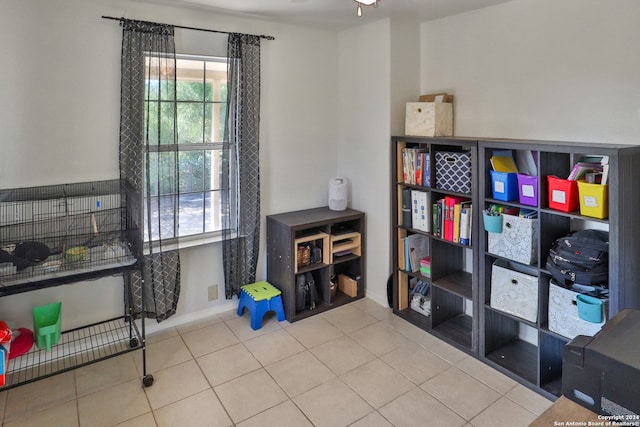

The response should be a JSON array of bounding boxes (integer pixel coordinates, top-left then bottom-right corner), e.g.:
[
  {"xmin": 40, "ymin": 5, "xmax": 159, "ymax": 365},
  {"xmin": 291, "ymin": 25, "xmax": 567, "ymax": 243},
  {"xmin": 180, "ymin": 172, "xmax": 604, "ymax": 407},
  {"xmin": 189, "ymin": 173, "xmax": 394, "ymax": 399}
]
[
  {"xmin": 391, "ymin": 136, "xmax": 479, "ymax": 355},
  {"xmin": 267, "ymin": 207, "xmax": 365, "ymax": 322},
  {"xmin": 391, "ymin": 135, "xmax": 640, "ymax": 401},
  {"xmin": 478, "ymin": 138, "xmax": 640, "ymax": 399}
]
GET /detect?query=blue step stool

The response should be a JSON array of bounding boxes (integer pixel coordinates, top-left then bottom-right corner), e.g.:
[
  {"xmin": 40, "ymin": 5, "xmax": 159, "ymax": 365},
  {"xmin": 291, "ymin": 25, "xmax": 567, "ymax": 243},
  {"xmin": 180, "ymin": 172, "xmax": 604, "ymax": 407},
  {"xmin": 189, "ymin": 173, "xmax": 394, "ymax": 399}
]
[{"xmin": 237, "ymin": 281, "xmax": 286, "ymax": 330}]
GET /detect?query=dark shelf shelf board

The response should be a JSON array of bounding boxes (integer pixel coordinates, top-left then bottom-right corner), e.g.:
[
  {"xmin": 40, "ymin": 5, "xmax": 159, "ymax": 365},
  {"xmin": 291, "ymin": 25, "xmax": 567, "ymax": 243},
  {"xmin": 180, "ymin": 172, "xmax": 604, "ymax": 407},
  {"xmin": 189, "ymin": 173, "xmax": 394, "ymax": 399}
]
[
  {"xmin": 332, "ymin": 254, "xmax": 360, "ymax": 265},
  {"xmin": 433, "ymin": 271, "xmax": 473, "ymax": 300},
  {"xmin": 484, "ymin": 305, "xmax": 539, "ymax": 328},
  {"xmin": 296, "ymin": 262, "xmax": 329, "ymax": 274},
  {"xmin": 485, "ymin": 339, "xmax": 538, "ymax": 384},
  {"xmin": 540, "ymin": 376, "xmax": 563, "ymax": 398},
  {"xmin": 394, "ymin": 308, "xmax": 431, "ymax": 330},
  {"xmin": 288, "ymin": 291, "xmax": 362, "ymax": 322},
  {"xmin": 432, "ymin": 314, "xmax": 473, "ymax": 350}
]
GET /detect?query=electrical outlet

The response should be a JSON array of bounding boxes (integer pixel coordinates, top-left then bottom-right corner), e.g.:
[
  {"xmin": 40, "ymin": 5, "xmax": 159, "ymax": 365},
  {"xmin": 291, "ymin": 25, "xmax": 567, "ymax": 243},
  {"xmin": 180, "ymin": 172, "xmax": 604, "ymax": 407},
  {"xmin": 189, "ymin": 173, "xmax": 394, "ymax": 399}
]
[{"xmin": 208, "ymin": 284, "xmax": 219, "ymax": 301}]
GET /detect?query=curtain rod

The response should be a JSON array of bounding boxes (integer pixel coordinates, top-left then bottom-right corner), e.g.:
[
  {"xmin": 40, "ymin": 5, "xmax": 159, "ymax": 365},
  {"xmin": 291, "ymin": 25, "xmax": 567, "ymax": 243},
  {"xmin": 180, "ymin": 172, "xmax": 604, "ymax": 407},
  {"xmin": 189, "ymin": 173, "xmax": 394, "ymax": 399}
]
[{"xmin": 101, "ymin": 15, "xmax": 275, "ymax": 40}]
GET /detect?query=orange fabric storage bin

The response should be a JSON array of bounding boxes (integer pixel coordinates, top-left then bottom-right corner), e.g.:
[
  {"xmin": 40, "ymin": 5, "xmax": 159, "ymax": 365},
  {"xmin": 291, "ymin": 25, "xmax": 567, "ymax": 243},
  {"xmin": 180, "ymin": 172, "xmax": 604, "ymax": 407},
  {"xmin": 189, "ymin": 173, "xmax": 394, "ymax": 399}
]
[{"xmin": 547, "ymin": 175, "xmax": 579, "ymax": 212}]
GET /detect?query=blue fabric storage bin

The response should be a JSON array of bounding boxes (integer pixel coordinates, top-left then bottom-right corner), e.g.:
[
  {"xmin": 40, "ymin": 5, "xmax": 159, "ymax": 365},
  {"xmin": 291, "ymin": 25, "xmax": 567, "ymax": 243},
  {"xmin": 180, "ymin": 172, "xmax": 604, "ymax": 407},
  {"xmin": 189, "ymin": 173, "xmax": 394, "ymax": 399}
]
[{"xmin": 490, "ymin": 170, "xmax": 518, "ymax": 201}]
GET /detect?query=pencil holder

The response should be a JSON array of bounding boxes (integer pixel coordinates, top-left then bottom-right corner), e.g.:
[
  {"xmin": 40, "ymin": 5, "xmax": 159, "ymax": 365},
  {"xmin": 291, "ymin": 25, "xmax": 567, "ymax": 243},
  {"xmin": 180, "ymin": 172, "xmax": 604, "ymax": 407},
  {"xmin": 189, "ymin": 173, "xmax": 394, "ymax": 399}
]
[
  {"xmin": 576, "ymin": 294, "xmax": 604, "ymax": 323},
  {"xmin": 483, "ymin": 211, "xmax": 502, "ymax": 233}
]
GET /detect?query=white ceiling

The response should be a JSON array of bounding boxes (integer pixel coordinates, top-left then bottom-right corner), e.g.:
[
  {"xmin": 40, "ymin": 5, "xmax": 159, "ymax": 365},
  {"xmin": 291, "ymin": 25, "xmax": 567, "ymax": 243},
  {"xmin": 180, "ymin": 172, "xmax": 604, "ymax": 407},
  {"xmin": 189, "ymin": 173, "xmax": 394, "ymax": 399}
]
[{"xmin": 145, "ymin": 0, "xmax": 514, "ymax": 31}]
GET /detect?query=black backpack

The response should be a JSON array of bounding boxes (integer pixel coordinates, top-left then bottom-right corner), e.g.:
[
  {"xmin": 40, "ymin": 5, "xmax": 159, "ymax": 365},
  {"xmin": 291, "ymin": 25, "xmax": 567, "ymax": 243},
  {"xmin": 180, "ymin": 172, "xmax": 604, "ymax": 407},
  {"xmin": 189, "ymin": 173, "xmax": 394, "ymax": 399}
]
[
  {"xmin": 546, "ymin": 229, "xmax": 609, "ymax": 287},
  {"xmin": 295, "ymin": 272, "xmax": 320, "ymax": 312}
]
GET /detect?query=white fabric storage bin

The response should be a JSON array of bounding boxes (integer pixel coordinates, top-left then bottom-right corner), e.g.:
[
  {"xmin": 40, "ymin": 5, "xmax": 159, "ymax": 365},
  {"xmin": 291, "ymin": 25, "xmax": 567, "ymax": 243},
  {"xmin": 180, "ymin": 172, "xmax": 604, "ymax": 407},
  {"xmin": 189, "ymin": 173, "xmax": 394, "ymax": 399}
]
[
  {"xmin": 405, "ymin": 102, "xmax": 453, "ymax": 137},
  {"xmin": 490, "ymin": 259, "xmax": 539, "ymax": 322},
  {"xmin": 548, "ymin": 281, "xmax": 607, "ymax": 340},
  {"xmin": 487, "ymin": 213, "xmax": 538, "ymax": 265}
]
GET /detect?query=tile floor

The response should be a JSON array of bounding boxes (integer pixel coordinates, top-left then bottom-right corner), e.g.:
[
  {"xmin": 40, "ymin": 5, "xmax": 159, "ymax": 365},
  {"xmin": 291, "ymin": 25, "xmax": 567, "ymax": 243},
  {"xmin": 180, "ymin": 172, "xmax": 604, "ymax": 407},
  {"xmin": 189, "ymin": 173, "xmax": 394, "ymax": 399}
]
[{"xmin": 0, "ymin": 298, "xmax": 552, "ymax": 426}]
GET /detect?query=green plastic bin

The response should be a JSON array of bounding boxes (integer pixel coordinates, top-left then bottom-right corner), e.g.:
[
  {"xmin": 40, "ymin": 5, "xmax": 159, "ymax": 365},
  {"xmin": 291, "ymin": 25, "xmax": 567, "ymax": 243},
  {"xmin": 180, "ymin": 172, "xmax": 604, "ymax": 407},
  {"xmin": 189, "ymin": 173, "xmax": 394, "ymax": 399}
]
[{"xmin": 33, "ymin": 302, "xmax": 62, "ymax": 351}]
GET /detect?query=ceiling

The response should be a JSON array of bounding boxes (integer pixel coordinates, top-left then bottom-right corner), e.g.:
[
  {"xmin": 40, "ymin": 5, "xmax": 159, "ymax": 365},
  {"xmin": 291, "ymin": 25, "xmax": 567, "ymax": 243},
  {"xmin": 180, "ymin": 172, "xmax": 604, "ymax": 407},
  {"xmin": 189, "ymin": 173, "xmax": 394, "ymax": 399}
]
[{"xmin": 145, "ymin": 0, "xmax": 514, "ymax": 31}]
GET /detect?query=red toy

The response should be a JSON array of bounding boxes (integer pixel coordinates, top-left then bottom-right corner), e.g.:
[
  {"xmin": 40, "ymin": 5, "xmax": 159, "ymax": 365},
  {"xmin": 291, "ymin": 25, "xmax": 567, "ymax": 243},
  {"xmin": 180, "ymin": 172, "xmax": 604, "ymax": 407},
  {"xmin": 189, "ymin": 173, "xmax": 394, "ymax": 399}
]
[{"xmin": 9, "ymin": 328, "xmax": 34, "ymax": 359}]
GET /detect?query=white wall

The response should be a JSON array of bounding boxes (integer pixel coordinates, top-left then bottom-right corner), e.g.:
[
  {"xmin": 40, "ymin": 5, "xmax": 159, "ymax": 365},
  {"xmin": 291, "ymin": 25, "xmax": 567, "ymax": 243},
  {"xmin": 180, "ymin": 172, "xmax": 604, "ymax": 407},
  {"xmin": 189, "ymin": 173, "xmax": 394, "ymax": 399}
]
[
  {"xmin": 0, "ymin": 0, "xmax": 339, "ymax": 331},
  {"xmin": 420, "ymin": 0, "xmax": 640, "ymax": 143},
  {"xmin": 337, "ymin": 20, "xmax": 390, "ymax": 306},
  {"xmin": 336, "ymin": 18, "xmax": 421, "ymax": 307}
]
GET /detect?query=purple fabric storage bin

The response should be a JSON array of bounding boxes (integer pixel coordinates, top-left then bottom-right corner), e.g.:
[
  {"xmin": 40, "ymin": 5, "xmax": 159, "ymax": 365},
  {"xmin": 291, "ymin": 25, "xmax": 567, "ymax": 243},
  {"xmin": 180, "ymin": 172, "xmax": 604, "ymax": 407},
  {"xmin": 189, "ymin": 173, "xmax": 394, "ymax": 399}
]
[{"xmin": 517, "ymin": 174, "xmax": 538, "ymax": 206}]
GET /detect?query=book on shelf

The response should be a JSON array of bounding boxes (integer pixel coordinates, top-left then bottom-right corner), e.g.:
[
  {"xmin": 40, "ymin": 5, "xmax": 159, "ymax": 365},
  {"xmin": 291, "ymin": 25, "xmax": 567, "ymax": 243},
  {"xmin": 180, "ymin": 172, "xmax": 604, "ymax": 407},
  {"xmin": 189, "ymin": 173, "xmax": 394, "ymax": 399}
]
[
  {"xmin": 601, "ymin": 164, "xmax": 609, "ymax": 185},
  {"xmin": 404, "ymin": 233, "xmax": 429, "ymax": 273},
  {"xmin": 432, "ymin": 198, "xmax": 445, "ymax": 238},
  {"xmin": 415, "ymin": 151, "xmax": 423, "ymax": 186},
  {"xmin": 401, "ymin": 147, "xmax": 429, "ymax": 186},
  {"xmin": 568, "ymin": 162, "xmax": 603, "ymax": 181},
  {"xmin": 402, "ymin": 148, "xmax": 409, "ymax": 184},
  {"xmin": 423, "ymin": 153, "xmax": 430, "ymax": 187},
  {"xmin": 420, "ymin": 256, "xmax": 431, "ymax": 277},
  {"xmin": 432, "ymin": 197, "xmax": 471, "ymax": 245},
  {"xmin": 568, "ymin": 155, "xmax": 609, "ymax": 182},
  {"xmin": 585, "ymin": 172, "xmax": 603, "ymax": 184}
]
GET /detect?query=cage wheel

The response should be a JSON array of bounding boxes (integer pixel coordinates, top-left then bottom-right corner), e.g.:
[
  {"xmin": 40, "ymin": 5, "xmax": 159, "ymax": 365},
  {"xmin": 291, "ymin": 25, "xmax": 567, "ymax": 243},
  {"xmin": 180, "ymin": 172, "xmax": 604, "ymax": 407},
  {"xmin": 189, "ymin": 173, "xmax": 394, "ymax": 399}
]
[{"xmin": 143, "ymin": 374, "xmax": 154, "ymax": 387}]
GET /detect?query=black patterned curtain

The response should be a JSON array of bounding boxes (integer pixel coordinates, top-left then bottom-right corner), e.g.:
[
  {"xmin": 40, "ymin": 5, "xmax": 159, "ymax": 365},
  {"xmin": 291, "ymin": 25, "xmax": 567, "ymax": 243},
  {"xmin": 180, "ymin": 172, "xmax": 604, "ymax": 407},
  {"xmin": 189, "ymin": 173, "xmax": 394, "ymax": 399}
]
[
  {"xmin": 222, "ymin": 34, "xmax": 262, "ymax": 298},
  {"xmin": 119, "ymin": 19, "xmax": 181, "ymax": 321}
]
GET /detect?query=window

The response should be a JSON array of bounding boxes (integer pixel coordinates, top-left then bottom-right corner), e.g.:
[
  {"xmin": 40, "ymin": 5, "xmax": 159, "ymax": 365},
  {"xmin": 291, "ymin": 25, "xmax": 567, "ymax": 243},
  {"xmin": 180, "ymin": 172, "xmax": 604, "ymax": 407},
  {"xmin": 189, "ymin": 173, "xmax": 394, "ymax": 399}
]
[{"xmin": 144, "ymin": 54, "xmax": 232, "ymax": 243}]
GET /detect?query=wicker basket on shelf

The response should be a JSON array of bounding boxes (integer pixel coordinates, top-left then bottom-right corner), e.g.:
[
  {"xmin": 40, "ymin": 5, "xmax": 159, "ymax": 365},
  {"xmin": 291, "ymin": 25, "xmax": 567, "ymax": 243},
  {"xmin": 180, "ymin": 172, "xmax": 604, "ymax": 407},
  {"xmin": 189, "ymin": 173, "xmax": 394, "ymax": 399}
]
[{"xmin": 297, "ymin": 244, "xmax": 311, "ymax": 268}]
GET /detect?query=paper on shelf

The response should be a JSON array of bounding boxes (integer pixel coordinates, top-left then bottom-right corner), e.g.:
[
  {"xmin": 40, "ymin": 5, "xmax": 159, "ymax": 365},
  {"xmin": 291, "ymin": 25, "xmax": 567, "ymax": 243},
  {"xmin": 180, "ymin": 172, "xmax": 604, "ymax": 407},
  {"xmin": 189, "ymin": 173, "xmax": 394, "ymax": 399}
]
[{"xmin": 490, "ymin": 156, "xmax": 518, "ymax": 173}]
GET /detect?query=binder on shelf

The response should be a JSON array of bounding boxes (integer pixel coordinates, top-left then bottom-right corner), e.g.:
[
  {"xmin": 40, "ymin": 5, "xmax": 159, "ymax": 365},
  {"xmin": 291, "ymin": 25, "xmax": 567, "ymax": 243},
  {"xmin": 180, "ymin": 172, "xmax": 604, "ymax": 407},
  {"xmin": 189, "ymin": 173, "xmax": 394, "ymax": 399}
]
[
  {"xmin": 402, "ymin": 188, "xmax": 412, "ymax": 227},
  {"xmin": 459, "ymin": 201, "xmax": 472, "ymax": 246},
  {"xmin": 453, "ymin": 202, "xmax": 462, "ymax": 243},
  {"xmin": 411, "ymin": 190, "xmax": 430, "ymax": 232},
  {"xmin": 404, "ymin": 236, "xmax": 411, "ymax": 271},
  {"xmin": 444, "ymin": 196, "xmax": 466, "ymax": 242}
]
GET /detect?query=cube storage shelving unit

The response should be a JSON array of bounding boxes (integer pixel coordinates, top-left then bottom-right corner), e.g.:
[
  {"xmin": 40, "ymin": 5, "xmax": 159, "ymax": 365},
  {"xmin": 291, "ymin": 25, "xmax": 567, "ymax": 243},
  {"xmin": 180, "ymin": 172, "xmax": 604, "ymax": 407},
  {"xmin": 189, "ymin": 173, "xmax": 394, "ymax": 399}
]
[
  {"xmin": 391, "ymin": 137, "xmax": 479, "ymax": 353},
  {"xmin": 267, "ymin": 207, "xmax": 365, "ymax": 322},
  {"xmin": 391, "ymin": 135, "xmax": 640, "ymax": 400}
]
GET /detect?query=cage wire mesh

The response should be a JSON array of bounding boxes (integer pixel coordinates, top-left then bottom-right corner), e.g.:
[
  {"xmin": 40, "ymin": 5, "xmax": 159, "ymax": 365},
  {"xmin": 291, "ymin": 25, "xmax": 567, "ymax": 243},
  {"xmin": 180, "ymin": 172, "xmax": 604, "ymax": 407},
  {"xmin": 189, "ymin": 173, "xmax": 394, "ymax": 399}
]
[{"xmin": 0, "ymin": 180, "xmax": 140, "ymax": 289}]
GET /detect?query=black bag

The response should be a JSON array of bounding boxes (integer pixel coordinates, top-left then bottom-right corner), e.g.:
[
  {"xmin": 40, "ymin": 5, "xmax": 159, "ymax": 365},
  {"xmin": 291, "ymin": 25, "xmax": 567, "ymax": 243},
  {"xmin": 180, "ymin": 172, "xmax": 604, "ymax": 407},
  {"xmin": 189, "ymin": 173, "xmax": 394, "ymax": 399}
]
[
  {"xmin": 295, "ymin": 272, "xmax": 320, "ymax": 311},
  {"xmin": 546, "ymin": 229, "xmax": 609, "ymax": 287}
]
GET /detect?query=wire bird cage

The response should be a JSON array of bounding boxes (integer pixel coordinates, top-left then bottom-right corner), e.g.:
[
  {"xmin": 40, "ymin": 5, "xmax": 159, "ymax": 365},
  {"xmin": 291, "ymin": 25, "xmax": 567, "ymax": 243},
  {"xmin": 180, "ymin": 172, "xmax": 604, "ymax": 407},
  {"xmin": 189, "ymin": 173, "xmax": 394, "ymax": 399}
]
[{"xmin": 0, "ymin": 180, "xmax": 141, "ymax": 291}]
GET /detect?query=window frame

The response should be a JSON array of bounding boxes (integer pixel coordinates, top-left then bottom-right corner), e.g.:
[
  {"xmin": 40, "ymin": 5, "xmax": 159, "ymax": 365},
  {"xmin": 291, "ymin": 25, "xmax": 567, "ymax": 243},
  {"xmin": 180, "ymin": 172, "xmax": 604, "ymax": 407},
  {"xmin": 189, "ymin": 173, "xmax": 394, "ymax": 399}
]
[{"xmin": 143, "ymin": 53, "xmax": 235, "ymax": 248}]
